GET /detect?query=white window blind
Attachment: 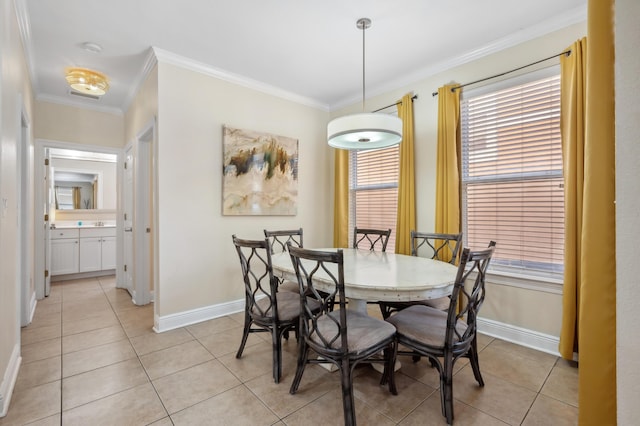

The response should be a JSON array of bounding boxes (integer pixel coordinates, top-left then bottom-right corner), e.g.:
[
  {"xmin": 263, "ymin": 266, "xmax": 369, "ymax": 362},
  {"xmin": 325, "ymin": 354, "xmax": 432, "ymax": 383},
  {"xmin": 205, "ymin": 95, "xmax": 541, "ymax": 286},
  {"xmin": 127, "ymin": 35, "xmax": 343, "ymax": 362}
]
[
  {"xmin": 349, "ymin": 145, "xmax": 399, "ymax": 251},
  {"xmin": 461, "ymin": 72, "xmax": 564, "ymax": 277}
]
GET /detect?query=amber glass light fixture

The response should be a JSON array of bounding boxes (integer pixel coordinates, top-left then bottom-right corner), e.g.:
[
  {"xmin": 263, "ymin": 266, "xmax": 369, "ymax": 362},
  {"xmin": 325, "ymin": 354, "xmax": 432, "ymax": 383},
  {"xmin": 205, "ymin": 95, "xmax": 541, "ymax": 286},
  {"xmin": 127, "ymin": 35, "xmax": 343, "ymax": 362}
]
[
  {"xmin": 327, "ymin": 18, "xmax": 402, "ymax": 150},
  {"xmin": 65, "ymin": 67, "xmax": 109, "ymax": 96}
]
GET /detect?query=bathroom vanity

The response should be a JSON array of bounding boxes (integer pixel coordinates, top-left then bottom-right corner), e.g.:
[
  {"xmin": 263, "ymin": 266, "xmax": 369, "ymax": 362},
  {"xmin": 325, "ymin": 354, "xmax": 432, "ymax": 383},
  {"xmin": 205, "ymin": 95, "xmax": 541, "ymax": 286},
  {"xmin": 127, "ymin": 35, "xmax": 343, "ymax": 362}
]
[{"xmin": 50, "ymin": 225, "xmax": 116, "ymax": 277}]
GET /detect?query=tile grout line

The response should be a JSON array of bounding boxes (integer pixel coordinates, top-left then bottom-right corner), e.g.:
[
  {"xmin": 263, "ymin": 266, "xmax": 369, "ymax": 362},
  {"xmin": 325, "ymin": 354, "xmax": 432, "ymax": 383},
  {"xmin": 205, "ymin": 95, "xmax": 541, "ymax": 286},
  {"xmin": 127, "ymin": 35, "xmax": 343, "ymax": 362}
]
[
  {"xmin": 59, "ymin": 282, "xmax": 64, "ymax": 426},
  {"xmin": 98, "ymin": 277, "xmax": 175, "ymax": 425},
  {"xmin": 58, "ymin": 276, "xmax": 106, "ymax": 422},
  {"xmin": 42, "ymin": 277, "xmax": 577, "ymax": 425}
]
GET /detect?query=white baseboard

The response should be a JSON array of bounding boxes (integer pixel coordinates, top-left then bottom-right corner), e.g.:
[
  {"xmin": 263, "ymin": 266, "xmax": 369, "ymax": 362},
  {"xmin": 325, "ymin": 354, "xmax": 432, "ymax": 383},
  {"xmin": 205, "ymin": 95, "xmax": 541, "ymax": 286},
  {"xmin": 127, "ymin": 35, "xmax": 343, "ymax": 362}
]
[
  {"xmin": 154, "ymin": 298, "xmax": 245, "ymax": 333},
  {"xmin": 477, "ymin": 317, "xmax": 560, "ymax": 356},
  {"xmin": 50, "ymin": 269, "xmax": 116, "ymax": 282},
  {"xmin": 151, "ymin": 301, "xmax": 560, "ymax": 358},
  {"xmin": 0, "ymin": 345, "xmax": 22, "ymax": 417}
]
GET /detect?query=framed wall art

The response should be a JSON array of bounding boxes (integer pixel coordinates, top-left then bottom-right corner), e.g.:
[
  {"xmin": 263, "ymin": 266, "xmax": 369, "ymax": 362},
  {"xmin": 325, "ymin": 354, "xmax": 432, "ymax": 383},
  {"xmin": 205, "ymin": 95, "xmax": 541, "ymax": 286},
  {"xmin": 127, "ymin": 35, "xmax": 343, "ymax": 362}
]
[{"xmin": 222, "ymin": 126, "xmax": 299, "ymax": 215}]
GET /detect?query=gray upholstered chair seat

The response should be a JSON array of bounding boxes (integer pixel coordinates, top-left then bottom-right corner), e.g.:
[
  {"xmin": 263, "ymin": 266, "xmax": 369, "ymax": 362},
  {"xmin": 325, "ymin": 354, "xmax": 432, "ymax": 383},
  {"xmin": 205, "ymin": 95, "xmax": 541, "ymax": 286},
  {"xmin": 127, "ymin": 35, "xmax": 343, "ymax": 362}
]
[
  {"xmin": 386, "ymin": 305, "xmax": 467, "ymax": 348},
  {"xmin": 253, "ymin": 291, "xmax": 319, "ymax": 322},
  {"xmin": 313, "ymin": 310, "xmax": 396, "ymax": 354},
  {"xmin": 278, "ymin": 279, "xmax": 300, "ymax": 293},
  {"xmin": 383, "ymin": 296, "xmax": 450, "ymax": 313}
]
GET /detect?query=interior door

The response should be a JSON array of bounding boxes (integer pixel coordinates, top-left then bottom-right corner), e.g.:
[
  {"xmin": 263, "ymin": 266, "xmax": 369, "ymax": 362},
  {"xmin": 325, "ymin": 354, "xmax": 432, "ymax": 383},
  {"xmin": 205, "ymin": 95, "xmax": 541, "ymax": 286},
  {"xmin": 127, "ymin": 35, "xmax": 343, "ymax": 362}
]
[
  {"xmin": 123, "ymin": 146, "xmax": 134, "ymax": 295},
  {"xmin": 134, "ymin": 138, "xmax": 152, "ymax": 305},
  {"xmin": 44, "ymin": 149, "xmax": 52, "ymax": 296}
]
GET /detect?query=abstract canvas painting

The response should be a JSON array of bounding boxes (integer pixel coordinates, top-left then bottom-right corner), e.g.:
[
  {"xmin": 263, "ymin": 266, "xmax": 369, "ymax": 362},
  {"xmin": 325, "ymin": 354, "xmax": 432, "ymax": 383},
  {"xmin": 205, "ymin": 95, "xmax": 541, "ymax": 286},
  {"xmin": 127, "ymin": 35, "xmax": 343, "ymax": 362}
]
[{"xmin": 222, "ymin": 126, "xmax": 298, "ymax": 215}]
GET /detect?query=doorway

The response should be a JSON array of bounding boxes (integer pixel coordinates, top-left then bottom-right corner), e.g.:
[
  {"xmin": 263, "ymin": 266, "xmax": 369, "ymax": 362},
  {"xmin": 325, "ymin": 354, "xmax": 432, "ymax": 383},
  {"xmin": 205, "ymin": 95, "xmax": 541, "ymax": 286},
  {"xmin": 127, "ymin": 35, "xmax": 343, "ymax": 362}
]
[
  {"xmin": 34, "ymin": 140, "xmax": 123, "ymax": 300},
  {"xmin": 128, "ymin": 120, "xmax": 155, "ymax": 306}
]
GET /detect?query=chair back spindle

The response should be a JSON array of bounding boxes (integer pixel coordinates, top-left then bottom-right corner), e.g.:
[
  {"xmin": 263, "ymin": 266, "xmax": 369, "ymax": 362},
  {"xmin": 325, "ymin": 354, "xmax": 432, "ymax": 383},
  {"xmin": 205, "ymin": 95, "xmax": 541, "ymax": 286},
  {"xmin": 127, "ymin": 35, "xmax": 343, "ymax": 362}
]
[
  {"xmin": 353, "ymin": 227, "xmax": 391, "ymax": 252},
  {"xmin": 410, "ymin": 231, "xmax": 463, "ymax": 265}
]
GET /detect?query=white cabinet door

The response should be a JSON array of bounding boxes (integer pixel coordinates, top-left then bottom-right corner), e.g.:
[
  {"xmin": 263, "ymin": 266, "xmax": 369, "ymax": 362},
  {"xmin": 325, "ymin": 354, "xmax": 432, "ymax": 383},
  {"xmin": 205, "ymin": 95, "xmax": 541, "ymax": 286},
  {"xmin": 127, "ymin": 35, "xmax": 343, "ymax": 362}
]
[
  {"xmin": 51, "ymin": 239, "xmax": 79, "ymax": 275},
  {"xmin": 79, "ymin": 237, "xmax": 102, "ymax": 272},
  {"xmin": 101, "ymin": 236, "xmax": 117, "ymax": 270}
]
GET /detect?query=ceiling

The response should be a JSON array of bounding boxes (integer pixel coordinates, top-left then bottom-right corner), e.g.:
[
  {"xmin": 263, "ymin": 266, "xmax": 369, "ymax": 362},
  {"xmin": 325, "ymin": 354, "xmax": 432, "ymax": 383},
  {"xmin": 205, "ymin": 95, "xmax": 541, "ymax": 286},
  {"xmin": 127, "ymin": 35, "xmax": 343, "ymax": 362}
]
[{"xmin": 18, "ymin": 0, "xmax": 586, "ymax": 115}]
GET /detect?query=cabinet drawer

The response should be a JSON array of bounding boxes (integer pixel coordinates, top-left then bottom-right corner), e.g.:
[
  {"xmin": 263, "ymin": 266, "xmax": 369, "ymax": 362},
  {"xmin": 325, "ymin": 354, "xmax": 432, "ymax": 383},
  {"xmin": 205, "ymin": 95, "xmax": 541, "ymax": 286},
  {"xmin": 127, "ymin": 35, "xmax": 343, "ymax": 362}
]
[
  {"xmin": 50, "ymin": 228, "xmax": 80, "ymax": 239},
  {"xmin": 80, "ymin": 227, "xmax": 116, "ymax": 238}
]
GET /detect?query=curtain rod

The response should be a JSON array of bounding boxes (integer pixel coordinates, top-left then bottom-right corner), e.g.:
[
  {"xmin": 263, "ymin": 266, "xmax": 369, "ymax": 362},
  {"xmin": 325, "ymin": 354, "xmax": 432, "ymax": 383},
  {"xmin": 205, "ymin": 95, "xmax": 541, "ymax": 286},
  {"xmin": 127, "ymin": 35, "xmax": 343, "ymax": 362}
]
[
  {"xmin": 431, "ymin": 50, "xmax": 571, "ymax": 97},
  {"xmin": 372, "ymin": 94, "xmax": 418, "ymax": 112}
]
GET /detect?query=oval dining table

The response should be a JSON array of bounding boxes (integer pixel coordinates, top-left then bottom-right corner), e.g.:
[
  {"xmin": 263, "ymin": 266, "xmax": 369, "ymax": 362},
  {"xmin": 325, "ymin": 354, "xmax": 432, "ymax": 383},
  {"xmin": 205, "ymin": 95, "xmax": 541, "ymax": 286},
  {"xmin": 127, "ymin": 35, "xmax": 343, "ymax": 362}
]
[
  {"xmin": 270, "ymin": 248, "xmax": 459, "ymax": 313},
  {"xmin": 271, "ymin": 248, "xmax": 459, "ymax": 372}
]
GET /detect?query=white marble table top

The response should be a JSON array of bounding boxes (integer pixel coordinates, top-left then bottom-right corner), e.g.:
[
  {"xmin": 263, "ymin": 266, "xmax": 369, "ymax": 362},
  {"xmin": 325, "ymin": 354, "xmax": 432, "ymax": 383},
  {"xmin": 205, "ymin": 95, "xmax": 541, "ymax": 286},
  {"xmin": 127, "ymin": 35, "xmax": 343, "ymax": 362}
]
[{"xmin": 271, "ymin": 248, "xmax": 458, "ymax": 303}]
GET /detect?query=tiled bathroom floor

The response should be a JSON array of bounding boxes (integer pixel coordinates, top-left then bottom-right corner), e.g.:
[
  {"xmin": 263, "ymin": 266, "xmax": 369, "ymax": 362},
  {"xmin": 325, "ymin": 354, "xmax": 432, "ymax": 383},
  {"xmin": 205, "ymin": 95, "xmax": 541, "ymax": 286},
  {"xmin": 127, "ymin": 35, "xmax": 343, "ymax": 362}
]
[{"xmin": 2, "ymin": 276, "xmax": 578, "ymax": 425}]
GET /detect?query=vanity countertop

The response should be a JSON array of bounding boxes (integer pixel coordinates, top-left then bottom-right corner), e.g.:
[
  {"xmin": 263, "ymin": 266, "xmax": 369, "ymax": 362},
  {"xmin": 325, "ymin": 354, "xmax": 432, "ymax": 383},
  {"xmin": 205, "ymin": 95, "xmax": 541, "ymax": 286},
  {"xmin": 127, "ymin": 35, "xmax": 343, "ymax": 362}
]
[{"xmin": 52, "ymin": 223, "xmax": 116, "ymax": 229}]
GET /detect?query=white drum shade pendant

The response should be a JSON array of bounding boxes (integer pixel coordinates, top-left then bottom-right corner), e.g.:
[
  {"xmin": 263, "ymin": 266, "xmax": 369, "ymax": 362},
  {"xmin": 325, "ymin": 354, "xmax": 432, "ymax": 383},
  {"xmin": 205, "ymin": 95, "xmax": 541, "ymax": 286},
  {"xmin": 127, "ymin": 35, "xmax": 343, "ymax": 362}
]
[
  {"xmin": 328, "ymin": 113, "xmax": 402, "ymax": 150},
  {"xmin": 328, "ymin": 18, "xmax": 402, "ymax": 150}
]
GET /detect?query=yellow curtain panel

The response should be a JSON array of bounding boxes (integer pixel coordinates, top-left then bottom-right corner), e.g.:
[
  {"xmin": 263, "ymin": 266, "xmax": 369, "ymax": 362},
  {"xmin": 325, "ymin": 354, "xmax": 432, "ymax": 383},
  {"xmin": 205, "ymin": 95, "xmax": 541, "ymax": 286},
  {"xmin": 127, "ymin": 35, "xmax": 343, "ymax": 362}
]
[
  {"xmin": 559, "ymin": 0, "xmax": 616, "ymax": 423},
  {"xmin": 395, "ymin": 93, "xmax": 416, "ymax": 255},
  {"xmin": 559, "ymin": 38, "xmax": 586, "ymax": 361},
  {"xmin": 434, "ymin": 84, "xmax": 461, "ymax": 262},
  {"xmin": 72, "ymin": 187, "xmax": 82, "ymax": 210},
  {"xmin": 333, "ymin": 148, "xmax": 350, "ymax": 248}
]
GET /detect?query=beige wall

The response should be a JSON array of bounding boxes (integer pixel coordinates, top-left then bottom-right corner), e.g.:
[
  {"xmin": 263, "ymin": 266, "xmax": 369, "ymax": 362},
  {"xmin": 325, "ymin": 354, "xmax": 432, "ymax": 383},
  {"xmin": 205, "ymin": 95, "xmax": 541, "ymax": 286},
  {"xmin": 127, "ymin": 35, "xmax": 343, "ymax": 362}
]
[
  {"xmin": 616, "ymin": 0, "xmax": 640, "ymax": 422},
  {"xmin": 35, "ymin": 101, "xmax": 124, "ymax": 148},
  {"xmin": 332, "ymin": 22, "xmax": 586, "ymax": 339},
  {"xmin": 150, "ymin": 22, "xmax": 586, "ymax": 338},
  {"xmin": 0, "ymin": 0, "xmax": 34, "ymax": 414},
  {"xmin": 155, "ymin": 62, "xmax": 330, "ymax": 317},
  {"xmin": 124, "ymin": 64, "xmax": 158, "ymax": 143}
]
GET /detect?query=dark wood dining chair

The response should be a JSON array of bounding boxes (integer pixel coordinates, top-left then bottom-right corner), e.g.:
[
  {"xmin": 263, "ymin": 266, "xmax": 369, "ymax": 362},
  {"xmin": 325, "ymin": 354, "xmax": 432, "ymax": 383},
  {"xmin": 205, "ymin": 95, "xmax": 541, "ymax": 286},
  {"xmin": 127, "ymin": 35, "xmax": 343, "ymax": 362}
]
[
  {"xmin": 379, "ymin": 231, "xmax": 463, "ymax": 319},
  {"xmin": 353, "ymin": 227, "xmax": 391, "ymax": 252},
  {"xmin": 386, "ymin": 242, "xmax": 496, "ymax": 425},
  {"xmin": 264, "ymin": 228, "xmax": 303, "ymax": 254},
  {"xmin": 232, "ymin": 235, "xmax": 304, "ymax": 383},
  {"xmin": 287, "ymin": 245, "xmax": 397, "ymax": 426},
  {"xmin": 264, "ymin": 228, "xmax": 304, "ymax": 293}
]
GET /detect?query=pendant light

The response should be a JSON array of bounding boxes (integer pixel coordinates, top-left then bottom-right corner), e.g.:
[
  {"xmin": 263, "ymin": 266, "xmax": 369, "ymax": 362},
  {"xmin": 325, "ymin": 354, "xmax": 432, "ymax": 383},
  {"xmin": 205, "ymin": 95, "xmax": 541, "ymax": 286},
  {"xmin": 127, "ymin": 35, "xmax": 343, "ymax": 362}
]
[{"xmin": 327, "ymin": 18, "xmax": 402, "ymax": 150}]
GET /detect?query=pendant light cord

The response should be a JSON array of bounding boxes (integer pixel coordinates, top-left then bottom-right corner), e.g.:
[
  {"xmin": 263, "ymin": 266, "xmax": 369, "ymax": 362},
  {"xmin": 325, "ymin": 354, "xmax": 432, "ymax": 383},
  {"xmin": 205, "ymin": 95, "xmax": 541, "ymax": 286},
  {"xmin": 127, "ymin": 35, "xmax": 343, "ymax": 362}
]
[
  {"xmin": 362, "ymin": 19, "xmax": 366, "ymax": 111},
  {"xmin": 357, "ymin": 18, "xmax": 371, "ymax": 112}
]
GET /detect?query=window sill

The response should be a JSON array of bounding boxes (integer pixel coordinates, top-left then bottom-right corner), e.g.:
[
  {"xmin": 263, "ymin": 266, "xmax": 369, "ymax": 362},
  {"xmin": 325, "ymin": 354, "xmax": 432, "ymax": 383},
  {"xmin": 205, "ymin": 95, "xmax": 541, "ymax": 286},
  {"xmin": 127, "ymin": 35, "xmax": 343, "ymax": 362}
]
[{"xmin": 485, "ymin": 268, "xmax": 563, "ymax": 295}]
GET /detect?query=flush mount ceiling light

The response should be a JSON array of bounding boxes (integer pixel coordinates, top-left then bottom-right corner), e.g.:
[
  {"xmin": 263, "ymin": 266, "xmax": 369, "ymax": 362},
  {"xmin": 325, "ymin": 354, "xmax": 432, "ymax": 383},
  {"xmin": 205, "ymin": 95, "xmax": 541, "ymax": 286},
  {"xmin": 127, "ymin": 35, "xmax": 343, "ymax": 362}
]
[
  {"xmin": 327, "ymin": 18, "xmax": 402, "ymax": 150},
  {"xmin": 65, "ymin": 67, "xmax": 109, "ymax": 96}
]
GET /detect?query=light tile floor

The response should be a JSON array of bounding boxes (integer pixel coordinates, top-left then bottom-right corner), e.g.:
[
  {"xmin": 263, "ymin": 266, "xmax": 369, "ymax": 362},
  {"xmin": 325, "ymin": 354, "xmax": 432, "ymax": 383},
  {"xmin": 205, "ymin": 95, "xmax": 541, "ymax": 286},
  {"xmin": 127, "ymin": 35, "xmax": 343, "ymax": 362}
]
[{"xmin": 2, "ymin": 276, "xmax": 579, "ymax": 425}]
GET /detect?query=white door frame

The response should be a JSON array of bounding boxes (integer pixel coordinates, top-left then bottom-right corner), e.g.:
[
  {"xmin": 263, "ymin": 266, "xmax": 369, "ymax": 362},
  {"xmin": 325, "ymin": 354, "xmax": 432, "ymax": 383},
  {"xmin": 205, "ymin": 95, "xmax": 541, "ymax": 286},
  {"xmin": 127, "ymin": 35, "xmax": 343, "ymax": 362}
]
[
  {"xmin": 34, "ymin": 139, "xmax": 124, "ymax": 299},
  {"xmin": 131, "ymin": 118, "xmax": 156, "ymax": 306},
  {"xmin": 120, "ymin": 142, "xmax": 134, "ymax": 296},
  {"xmin": 18, "ymin": 99, "xmax": 34, "ymax": 325}
]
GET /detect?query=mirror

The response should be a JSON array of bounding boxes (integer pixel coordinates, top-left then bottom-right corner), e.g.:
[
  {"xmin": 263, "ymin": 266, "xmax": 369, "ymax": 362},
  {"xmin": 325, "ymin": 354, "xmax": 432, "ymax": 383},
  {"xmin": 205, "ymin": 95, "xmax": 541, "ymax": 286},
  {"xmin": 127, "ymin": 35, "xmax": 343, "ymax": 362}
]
[
  {"xmin": 54, "ymin": 170, "xmax": 99, "ymax": 210},
  {"xmin": 51, "ymin": 148, "xmax": 117, "ymax": 211}
]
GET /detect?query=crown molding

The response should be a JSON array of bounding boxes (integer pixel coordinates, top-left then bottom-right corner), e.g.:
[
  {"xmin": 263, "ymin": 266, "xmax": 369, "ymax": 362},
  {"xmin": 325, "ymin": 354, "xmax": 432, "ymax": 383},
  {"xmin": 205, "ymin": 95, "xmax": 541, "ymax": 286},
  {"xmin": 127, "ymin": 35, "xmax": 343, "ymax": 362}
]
[
  {"xmin": 121, "ymin": 47, "xmax": 158, "ymax": 114},
  {"xmin": 14, "ymin": 0, "xmax": 38, "ymax": 93},
  {"xmin": 37, "ymin": 93, "xmax": 124, "ymax": 116},
  {"xmin": 331, "ymin": 4, "xmax": 587, "ymax": 110},
  {"xmin": 152, "ymin": 47, "xmax": 330, "ymax": 112}
]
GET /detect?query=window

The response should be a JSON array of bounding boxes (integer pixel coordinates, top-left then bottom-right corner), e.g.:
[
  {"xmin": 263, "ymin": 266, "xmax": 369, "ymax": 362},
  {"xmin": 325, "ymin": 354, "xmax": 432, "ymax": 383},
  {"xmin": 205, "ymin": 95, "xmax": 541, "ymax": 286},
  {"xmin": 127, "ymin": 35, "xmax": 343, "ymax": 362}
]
[
  {"xmin": 461, "ymin": 68, "xmax": 564, "ymax": 278},
  {"xmin": 349, "ymin": 145, "xmax": 399, "ymax": 251}
]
